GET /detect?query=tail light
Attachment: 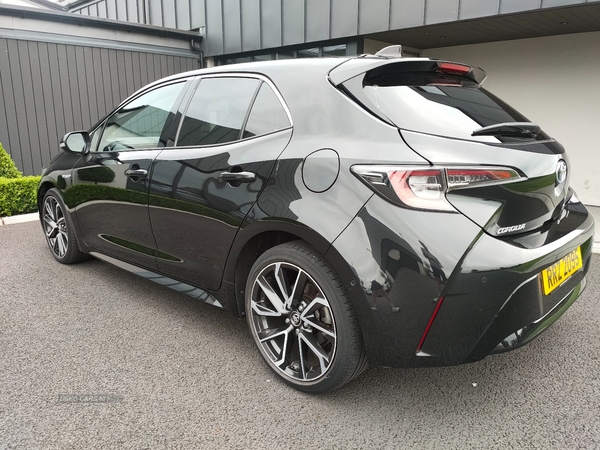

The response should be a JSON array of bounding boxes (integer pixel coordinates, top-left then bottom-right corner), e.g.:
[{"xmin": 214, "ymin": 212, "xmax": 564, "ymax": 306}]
[
  {"xmin": 446, "ymin": 168, "xmax": 520, "ymax": 190},
  {"xmin": 352, "ymin": 165, "xmax": 523, "ymax": 212}
]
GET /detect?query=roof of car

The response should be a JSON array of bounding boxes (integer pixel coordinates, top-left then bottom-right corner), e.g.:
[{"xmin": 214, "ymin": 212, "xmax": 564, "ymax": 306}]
[
  {"xmin": 174, "ymin": 57, "xmax": 353, "ymax": 81},
  {"xmin": 120, "ymin": 54, "xmax": 488, "ymax": 113},
  {"xmin": 137, "ymin": 55, "xmax": 432, "ymax": 94}
]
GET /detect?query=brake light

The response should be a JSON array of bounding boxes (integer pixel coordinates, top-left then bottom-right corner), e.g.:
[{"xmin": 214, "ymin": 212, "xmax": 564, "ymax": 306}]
[
  {"xmin": 352, "ymin": 165, "xmax": 523, "ymax": 211},
  {"xmin": 437, "ymin": 62, "xmax": 471, "ymax": 75}
]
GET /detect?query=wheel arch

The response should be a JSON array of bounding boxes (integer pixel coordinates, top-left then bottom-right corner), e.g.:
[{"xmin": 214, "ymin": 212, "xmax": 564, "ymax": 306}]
[
  {"xmin": 37, "ymin": 180, "xmax": 57, "ymax": 215},
  {"xmin": 225, "ymin": 219, "xmax": 338, "ymax": 318},
  {"xmin": 38, "ymin": 179, "xmax": 90, "ymax": 257}
]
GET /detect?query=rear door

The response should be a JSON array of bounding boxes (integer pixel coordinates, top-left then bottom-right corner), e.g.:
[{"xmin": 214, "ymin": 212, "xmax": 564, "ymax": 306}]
[
  {"xmin": 72, "ymin": 80, "xmax": 189, "ymax": 269},
  {"xmin": 148, "ymin": 75, "xmax": 292, "ymax": 290}
]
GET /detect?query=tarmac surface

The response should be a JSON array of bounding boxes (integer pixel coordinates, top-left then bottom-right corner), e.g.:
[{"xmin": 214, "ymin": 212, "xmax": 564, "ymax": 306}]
[{"xmin": 1, "ymin": 221, "xmax": 599, "ymax": 449}]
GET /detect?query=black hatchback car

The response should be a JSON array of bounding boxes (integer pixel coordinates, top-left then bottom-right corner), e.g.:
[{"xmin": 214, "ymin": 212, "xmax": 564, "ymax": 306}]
[{"xmin": 38, "ymin": 49, "xmax": 595, "ymax": 392}]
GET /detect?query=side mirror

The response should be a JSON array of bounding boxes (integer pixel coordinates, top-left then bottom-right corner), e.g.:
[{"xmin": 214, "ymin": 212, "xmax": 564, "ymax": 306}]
[{"xmin": 60, "ymin": 131, "xmax": 91, "ymax": 154}]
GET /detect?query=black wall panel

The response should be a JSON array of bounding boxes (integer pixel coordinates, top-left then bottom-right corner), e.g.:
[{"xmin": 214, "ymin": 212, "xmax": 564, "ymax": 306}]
[
  {"xmin": 390, "ymin": 0, "xmax": 425, "ymax": 28},
  {"xmin": 241, "ymin": 0, "xmax": 261, "ymax": 51},
  {"xmin": 282, "ymin": 0, "xmax": 305, "ymax": 46},
  {"xmin": 68, "ymin": 0, "xmax": 590, "ymax": 57},
  {"xmin": 223, "ymin": 0, "xmax": 242, "ymax": 53},
  {"xmin": 0, "ymin": 38, "xmax": 198, "ymax": 176},
  {"xmin": 331, "ymin": 0, "xmax": 358, "ymax": 39}
]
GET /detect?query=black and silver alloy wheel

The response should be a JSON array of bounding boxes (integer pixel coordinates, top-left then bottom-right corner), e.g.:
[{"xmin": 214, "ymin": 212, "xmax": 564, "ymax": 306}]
[
  {"xmin": 246, "ymin": 242, "xmax": 367, "ymax": 393},
  {"xmin": 250, "ymin": 261, "xmax": 337, "ymax": 382},
  {"xmin": 43, "ymin": 195, "xmax": 69, "ymax": 259},
  {"xmin": 41, "ymin": 189, "xmax": 88, "ymax": 264}
]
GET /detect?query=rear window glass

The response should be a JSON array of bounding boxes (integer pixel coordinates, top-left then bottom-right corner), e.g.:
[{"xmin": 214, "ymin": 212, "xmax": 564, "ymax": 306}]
[
  {"xmin": 177, "ymin": 77, "xmax": 260, "ymax": 146},
  {"xmin": 243, "ymin": 83, "xmax": 290, "ymax": 138},
  {"xmin": 361, "ymin": 72, "xmax": 535, "ymax": 143}
]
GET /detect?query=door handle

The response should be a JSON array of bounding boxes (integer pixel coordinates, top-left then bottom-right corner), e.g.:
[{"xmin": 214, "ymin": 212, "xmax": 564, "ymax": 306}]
[
  {"xmin": 124, "ymin": 168, "xmax": 148, "ymax": 179},
  {"xmin": 219, "ymin": 171, "xmax": 256, "ymax": 183}
]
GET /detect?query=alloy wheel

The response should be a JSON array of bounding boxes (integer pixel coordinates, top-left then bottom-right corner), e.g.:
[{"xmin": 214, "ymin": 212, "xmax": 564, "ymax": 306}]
[
  {"xmin": 249, "ymin": 262, "xmax": 337, "ymax": 382},
  {"xmin": 43, "ymin": 196, "xmax": 68, "ymax": 259}
]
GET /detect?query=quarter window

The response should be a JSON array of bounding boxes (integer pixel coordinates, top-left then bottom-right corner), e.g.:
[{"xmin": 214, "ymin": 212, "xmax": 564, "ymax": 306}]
[
  {"xmin": 97, "ymin": 82, "xmax": 184, "ymax": 152},
  {"xmin": 176, "ymin": 77, "xmax": 260, "ymax": 147},
  {"xmin": 243, "ymin": 83, "xmax": 291, "ymax": 138}
]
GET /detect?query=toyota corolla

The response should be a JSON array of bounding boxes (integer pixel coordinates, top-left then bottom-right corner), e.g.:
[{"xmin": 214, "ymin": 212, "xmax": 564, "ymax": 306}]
[{"xmin": 38, "ymin": 48, "xmax": 595, "ymax": 393}]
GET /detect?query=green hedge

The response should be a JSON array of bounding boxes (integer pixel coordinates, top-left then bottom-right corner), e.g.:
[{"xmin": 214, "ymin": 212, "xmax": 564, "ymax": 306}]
[
  {"xmin": 0, "ymin": 142, "xmax": 40, "ymax": 217},
  {"xmin": 0, "ymin": 176, "xmax": 41, "ymax": 217},
  {"xmin": 0, "ymin": 143, "xmax": 22, "ymax": 178}
]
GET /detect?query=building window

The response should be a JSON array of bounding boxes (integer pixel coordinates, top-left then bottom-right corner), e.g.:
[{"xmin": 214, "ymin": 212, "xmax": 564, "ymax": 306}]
[
  {"xmin": 215, "ymin": 41, "xmax": 352, "ymax": 66},
  {"xmin": 277, "ymin": 51, "xmax": 295, "ymax": 60},
  {"xmin": 253, "ymin": 54, "xmax": 274, "ymax": 61},
  {"xmin": 323, "ymin": 44, "xmax": 347, "ymax": 57},
  {"xmin": 297, "ymin": 48, "xmax": 319, "ymax": 58}
]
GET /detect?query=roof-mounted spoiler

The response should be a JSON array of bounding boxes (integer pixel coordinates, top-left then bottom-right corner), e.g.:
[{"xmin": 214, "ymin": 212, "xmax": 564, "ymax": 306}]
[{"xmin": 329, "ymin": 54, "xmax": 487, "ymax": 86}]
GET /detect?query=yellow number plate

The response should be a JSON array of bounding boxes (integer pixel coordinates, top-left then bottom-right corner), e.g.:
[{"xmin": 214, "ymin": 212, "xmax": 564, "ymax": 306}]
[{"xmin": 541, "ymin": 247, "xmax": 582, "ymax": 295}]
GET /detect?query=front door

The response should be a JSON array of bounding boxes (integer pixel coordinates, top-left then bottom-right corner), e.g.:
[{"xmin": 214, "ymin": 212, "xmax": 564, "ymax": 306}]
[{"xmin": 72, "ymin": 80, "xmax": 188, "ymax": 269}]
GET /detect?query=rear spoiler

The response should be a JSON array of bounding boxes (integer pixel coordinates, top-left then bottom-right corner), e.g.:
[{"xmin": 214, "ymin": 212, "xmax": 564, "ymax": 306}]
[
  {"xmin": 328, "ymin": 56, "xmax": 487, "ymax": 128},
  {"xmin": 328, "ymin": 57, "xmax": 487, "ymax": 86}
]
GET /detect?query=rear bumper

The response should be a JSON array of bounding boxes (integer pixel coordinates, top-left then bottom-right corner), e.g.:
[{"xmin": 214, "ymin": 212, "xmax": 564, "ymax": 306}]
[
  {"xmin": 329, "ymin": 193, "xmax": 594, "ymax": 368},
  {"xmin": 491, "ymin": 275, "xmax": 585, "ymax": 354}
]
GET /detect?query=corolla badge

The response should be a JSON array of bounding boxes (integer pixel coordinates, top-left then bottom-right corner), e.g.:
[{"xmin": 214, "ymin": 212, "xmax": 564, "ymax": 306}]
[
  {"xmin": 556, "ymin": 159, "xmax": 567, "ymax": 185},
  {"xmin": 497, "ymin": 223, "xmax": 526, "ymax": 235}
]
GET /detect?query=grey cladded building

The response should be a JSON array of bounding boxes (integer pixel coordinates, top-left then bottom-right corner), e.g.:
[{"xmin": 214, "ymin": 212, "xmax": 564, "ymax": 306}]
[
  {"xmin": 0, "ymin": 2, "xmax": 201, "ymax": 177},
  {"xmin": 1, "ymin": 0, "xmax": 599, "ymax": 205}
]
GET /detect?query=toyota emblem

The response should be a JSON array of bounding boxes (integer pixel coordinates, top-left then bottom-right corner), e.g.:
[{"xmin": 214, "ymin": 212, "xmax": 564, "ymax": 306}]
[{"xmin": 556, "ymin": 160, "xmax": 567, "ymax": 184}]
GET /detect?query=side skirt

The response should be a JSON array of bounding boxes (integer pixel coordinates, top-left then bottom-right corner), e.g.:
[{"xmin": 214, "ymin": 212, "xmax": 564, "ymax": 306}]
[{"xmin": 89, "ymin": 252, "xmax": 223, "ymax": 308}]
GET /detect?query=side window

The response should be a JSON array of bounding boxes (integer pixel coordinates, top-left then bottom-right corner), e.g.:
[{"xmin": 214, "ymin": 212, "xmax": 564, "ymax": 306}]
[
  {"xmin": 97, "ymin": 82, "xmax": 185, "ymax": 152},
  {"xmin": 243, "ymin": 83, "xmax": 291, "ymax": 138},
  {"xmin": 176, "ymin": 77, "xmax": 260, "ymax": 147}
]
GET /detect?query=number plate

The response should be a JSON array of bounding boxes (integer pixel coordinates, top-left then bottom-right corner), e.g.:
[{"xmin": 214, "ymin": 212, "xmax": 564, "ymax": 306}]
[{"xmin": 541, "ymin": 247, "xmax": 582, "ymax": 296}]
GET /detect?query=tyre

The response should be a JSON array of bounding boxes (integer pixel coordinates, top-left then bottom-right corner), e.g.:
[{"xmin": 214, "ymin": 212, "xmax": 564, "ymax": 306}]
[
  {"xmin": 42, "ymin": 188, "xmax": 88, "ymax": 264},
  {"xmin": 245, "ymin": 241, "xmax": 367, "ymax": 393}
]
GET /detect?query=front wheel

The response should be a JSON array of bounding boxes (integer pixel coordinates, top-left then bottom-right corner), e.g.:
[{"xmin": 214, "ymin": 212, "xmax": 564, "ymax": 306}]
[
  {"xmin": 245, "ymin": 241, "xmax": 367, "ymax": 393},
  {"xmin": 42, "ymin": 188, "xmax": 88, "ymax": 264}
]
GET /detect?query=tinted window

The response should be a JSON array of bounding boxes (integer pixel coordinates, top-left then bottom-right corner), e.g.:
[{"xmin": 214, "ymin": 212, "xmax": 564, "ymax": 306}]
[
  {"xmin": 97, "ymin": 82, "xmax": 184, "ymax": 152},
  {"xmin": 177, "ymin": 77, "xmax": 260, "ymax": 146},
  {"xmin": 243, "ymin": 83, "xmax": 290, "ymax": 138},
  {"xmin": 360, "ymin": 70, "xmax": 537, "ymax": 143}
]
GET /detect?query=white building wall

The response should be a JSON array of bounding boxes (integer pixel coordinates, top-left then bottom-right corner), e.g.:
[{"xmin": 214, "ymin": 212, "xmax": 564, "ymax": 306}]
[{"xmin": 423, "ymin": 31, "xmax": 600, "ymax": 206}]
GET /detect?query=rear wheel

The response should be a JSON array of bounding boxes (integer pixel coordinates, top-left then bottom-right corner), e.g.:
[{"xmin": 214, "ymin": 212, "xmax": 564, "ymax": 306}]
[
  {"xmin": 42, "ymin": 189, "xmax": 88, "ymax": 264},
  {"xmin": 245, "ymin": 241, "xmax": 367, "ymax": 393}
]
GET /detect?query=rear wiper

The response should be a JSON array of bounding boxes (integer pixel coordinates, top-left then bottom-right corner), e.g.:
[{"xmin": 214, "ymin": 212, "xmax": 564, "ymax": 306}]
[{"xmin": 472, "ymin": 122, "xmax": 540, "ymax": 138}]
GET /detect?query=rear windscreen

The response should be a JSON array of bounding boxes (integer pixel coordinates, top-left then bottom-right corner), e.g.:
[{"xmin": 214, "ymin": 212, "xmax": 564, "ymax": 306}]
[{"xmin": 360, "ymin": 71, "xmax": 547, "ymax": 143}]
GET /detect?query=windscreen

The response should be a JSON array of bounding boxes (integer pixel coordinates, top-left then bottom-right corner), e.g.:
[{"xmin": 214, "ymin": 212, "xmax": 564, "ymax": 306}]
[{"xmin": 362, "ymin": 70, "xmax": 548, "ymax": 143}]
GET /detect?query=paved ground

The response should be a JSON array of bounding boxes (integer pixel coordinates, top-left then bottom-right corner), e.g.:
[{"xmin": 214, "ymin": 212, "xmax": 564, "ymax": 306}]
[{"xmin": 1, "ymin": 221, "xmax": 599, "ymax": 449}]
